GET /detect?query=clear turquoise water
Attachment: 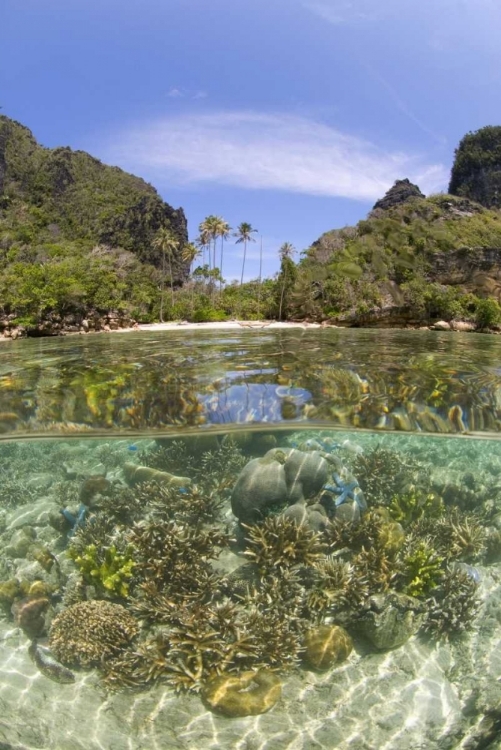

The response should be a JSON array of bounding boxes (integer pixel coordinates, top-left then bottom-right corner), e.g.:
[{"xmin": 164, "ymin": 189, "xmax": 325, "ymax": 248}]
[{"xmin": 1, "ymin": 330, "xmax": 501, "ymax": 749}]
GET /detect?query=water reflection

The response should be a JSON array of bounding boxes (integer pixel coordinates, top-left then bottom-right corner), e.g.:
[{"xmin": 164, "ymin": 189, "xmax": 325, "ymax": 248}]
[{"xmin": 1, "ymin": 328, "xmax": 501, "ymax": 436}]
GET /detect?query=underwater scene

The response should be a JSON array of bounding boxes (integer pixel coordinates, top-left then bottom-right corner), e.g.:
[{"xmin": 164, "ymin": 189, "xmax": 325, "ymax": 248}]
[
  {"xmin": 2, "ymin": 329, "xmax": 501, "ymax": 749},
  {"xmin": 0, "ymin": 429, "xmax": 501, "ymax": 749}
]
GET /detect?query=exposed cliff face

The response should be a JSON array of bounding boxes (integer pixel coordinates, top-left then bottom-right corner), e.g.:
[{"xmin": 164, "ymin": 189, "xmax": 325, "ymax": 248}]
[
  {"xmin": 372, "ymin": 178, "xmax": 425, "ymax": 212},
  {"xmin": 0, "ymin": 116, "xmax": 188, "ymax": 279},
  {"xmin": 449, "ymin": 126, "xmax": 501, "ymax": 210}
]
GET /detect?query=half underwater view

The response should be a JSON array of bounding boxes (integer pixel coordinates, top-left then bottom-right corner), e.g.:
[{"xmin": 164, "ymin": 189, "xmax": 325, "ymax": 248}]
[{"xmin": 2, "ymin": 328, "xmax": 501, "ymax": 750}]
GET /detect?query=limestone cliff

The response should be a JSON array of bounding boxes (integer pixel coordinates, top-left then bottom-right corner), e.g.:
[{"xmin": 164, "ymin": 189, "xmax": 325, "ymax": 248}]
[{"xmin": 0, "ymin": 115, "xmax": 188, "ymax": 278}]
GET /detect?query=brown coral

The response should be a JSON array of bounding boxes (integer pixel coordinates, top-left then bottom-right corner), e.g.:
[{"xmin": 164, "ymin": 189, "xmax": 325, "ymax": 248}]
[
  {"xmin": 49, "ymin": 600, "xmax": 139, "ymax": 668},
  {"xmin": 243, "ymin": 516, "xmax": 325, "ymax": 573},
  {"xmin": 303, "ymin": 624, "xmax": 353, "ymax": 671},
  {"xmin": 201, "ymin": 670, "xmax": 281, "ymax": 717}
]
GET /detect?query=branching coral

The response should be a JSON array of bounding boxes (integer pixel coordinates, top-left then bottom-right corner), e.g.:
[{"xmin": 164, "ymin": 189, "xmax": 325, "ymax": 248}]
[
  {"xmin": 323, "ymin": 510, "xmax": 404, "ymax": 558},
  {"xmin": 69, "ymin": 543, "xmax": 136, "ymax": 598},
  {"xmin": 129, "ymin": 519, "xmax": 228, "ymax": 605},
  {"xmin": 138, "ymin": 481, "xmax": 226, "ymax": 525},
  {"xmin": 49, "ymin": 600, "xmax": 139, "ymax": 668},
  {"xmin": 306, "ymin": 558, "xmax": 368, "ymax": 622},
  {"xmin": 351, "ymin": 446, "xmax": 426, "ymax": 505},
  {"xmin": 389, "ymin": 490, "xmax": 444, "ymax": 527},
  {"xmin": 352, "ymin": 547, "xmax": 400, "ymax": 595},
  {"xmin": 422, "ymin": 566, "xmax": 480, "ymax": 638},
  {"xmin": 243, "ymin": 516, "xmax": 325, "ymax": 573},
  {"xmin": 397, "ymin": 539, "xmax": 444, "ymax": 598}
]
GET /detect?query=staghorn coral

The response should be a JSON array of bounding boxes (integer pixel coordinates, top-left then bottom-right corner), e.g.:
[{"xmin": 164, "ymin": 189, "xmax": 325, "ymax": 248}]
[
  {"xmin": 306, "ymin": 557, "xmax": 368, "ymax": 622},
  {"xmin": 0, "ymin": 478, "xmax": 37, "ymax": 508},
  {"xmin": 422, "ymin": 566, "xmax": 480, "ymax": 638},
  {"xmin": 201, "ymin": 670, "xmax": 282, "ymax": 717},
  {"xmin": 352, "ymin": 546, "xmax": 400, "ymax": 594},
  {"xmin": 323, "ymin": 509, "xmax": 404, "ymax": 558},
  {"xmin": 129, "ymin": 519, "xmax": 228, "ymax": 605},
  {"xmin": 243, "ymin": 516, "xmax": 325, "ymax": 573},
  {"xmin": 49, "ymin": 600, "xmax": 139, "ymax": 668},
  {"xmin": 140, "ymin": 481, "xmax": 226, "ymax": 525},
  {"xmin": 351, "ymin": 446, "xmax": 426, "ymax": 506},
  {"xmin": 410, "ymin": 509, "xmax": 488, "ymax": 563}
]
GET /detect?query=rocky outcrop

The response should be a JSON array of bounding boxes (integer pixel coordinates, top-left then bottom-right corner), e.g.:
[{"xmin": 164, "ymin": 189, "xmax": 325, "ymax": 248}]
[
  {"xmin": 449, "ymin": 125, "xmax": 501, "ymax": 209},
  {"xmin": 0, "ymin": 309, "xmax": 139, "ymax": 339},
  {"xmin": 372, "ymin": 178, "xmax": 425, "ymax": 212},
  {"xmin": 0, "ymin": 116, "xmax": 189, "ymax": 280}
]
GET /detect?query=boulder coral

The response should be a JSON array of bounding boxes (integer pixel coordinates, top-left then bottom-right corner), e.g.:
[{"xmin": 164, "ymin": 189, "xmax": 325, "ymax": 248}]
[
  {"xmin": 231, "ymin": 448, "xmax": 329, "ymax": 523},
  {"xmin": 303, "ymin": 624, "xmax": 353, "ymax": 670},
  {"xmin": 201, "ymin": 670, "xmax": 282, "ymax": 717}
]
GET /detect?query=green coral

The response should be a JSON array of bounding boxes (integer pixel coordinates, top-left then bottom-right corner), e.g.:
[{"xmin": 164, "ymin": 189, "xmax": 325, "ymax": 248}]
[
  {"xmin": 389, "ymin": 490, "xmax": 444, "ymax": 527},
  {"xmin": 70, "ymin": 543, "xmax": 135, "ymax": 598},
  {"xmin": 400, "ymin": 540, "xmax": 444, "ymax": 598}
]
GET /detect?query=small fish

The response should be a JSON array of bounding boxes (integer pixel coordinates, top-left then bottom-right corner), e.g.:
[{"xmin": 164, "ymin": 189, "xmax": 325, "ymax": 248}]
[
  {"xmin": 128, "ymin": 444, "xmax": 138, "ymax": 452},
  {"xmin": 29, "ymin": 640, "xmax": 75, "ymax": 684}
]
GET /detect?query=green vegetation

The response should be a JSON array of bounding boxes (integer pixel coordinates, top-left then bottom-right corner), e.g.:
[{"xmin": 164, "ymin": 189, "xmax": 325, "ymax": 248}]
[
  {"xmin": 4, "ymin": 114, "xmax": 501, "ymax": 331},
  {"xmin": 449, "ymin": 125, "xmax": 501, "ymax": 209}
]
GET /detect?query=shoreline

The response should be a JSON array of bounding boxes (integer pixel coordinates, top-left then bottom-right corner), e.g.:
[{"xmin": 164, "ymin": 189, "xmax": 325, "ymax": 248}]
[{"xmin": 118, "ymin": 320, "xmax": 329, "ymax": 333}]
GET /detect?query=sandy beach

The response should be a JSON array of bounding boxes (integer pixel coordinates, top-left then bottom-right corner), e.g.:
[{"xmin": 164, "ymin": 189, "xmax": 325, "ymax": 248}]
[{"xmin": 120, "ymin": 320, "xmax": 329, "ymax": 333}]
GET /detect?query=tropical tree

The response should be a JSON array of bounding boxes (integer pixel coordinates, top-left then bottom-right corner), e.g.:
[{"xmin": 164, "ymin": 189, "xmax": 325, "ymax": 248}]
[
  {"xmin": 235, "ymin": 222, "xmax": 258, "ymax": 288},
  {"xmin": 216, "ymin": 217, "xmax": 231, "ymax": 292},
  {"xmin": 152, "ymin": 227, "xmax": 179, "ymax": 321},
  {"xmin": 199, "ymin": 216, "xmax": 218, "ymax": 270},
  {"xmin": 181, "ymin": 242, "xmax": 201, "ymax": 317},
  {"xmin": 277, "ymin": 242, "xmax": 296, "ymax": 320}
]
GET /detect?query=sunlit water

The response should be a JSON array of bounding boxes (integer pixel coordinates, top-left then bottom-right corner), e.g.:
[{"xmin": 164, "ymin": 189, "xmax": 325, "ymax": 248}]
[{"xmin": 1, "ymin": 330, "xmax": 501, "ymax": 749}]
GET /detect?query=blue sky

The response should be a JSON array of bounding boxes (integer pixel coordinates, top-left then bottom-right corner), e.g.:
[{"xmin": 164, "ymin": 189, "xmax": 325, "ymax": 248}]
[{"xmin": 2, "ymin": 0, "xmax": 501, "ymax": 280}]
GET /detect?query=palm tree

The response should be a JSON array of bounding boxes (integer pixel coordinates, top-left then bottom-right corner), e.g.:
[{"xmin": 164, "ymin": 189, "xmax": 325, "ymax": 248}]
[
  {"xmin": 152, "ymin": 227, "xmax": 179, "ymax": 321},
  {"xmin": 181, "ymin": 242, "xmax": 201, "ymax": 317},
  {"xmin": 199, "ymin": 216, "xmax": 219, "ymax": 270},
  {"xmin": 278, "ymin": 242, "xmax": 296, "ymax": 321},
  {"xmin": 215, "ymin": 217, "xmax": 231, "ymax": 292},
  {"xmin": 235, "ymin": 222, "xmax": 258, "ymax": 288}
]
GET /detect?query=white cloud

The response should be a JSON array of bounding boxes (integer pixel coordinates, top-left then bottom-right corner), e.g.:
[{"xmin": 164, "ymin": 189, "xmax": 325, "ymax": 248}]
[
  {"xmin": 101, "ymin": 110, "xmax": 447, "ymax": 201},
  {"xmin": 304, "ymin": 1, "xmax": 379, "ymax": 24},
  {"xmin": 167, "ymin": 87, "xmax": 184, "ymax": 98}
]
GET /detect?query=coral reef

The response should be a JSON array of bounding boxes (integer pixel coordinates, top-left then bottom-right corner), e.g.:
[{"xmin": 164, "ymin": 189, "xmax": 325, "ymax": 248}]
[
  {"xmin": 129, "ymin": 519, "xmax": 228, "ymax": 607},
  {"xmin": 201, "ymin": 670, "xmax": 282, "ymax": 717},
  {"xmin": 303, "ymin": 624, "xmax": 353, "ymax": 670},
  {"xmin": 243, "ymin": 516, "xmax": 325, "ymax": 573},
  {"xmin": 389, "ymin": 490, "xmax": 444, "ymax": 527},
  {"xmin": 398, "ymin": 539, "xmax": 445, "ymax": 598},
  {"xmin": 351, "ymin": 446, "xmax": 426, "ymax": 506},
  {"xmin": 123, "ymin": 462, "xmax": 192, "ymax": 489},
  {"xmin": 231, "ymin": 448, "xmax": 328, "ymax": 523},
  {"xmin": 78, "ymin": 475, "xmax": 112, "ymax": 505},
  {"xmin": 69, "ymin": 543, "xmax": 135, "ymax": 598},
  {"xmin": 49, "ymin": 600, "xmax": 139, "ymax": 668},
  {"xmin": 423, "ymin": 566, "xmax": 480, "ymax": 638}
]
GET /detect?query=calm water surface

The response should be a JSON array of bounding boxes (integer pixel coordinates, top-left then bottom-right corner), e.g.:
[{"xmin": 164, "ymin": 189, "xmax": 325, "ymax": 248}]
[{"xmin": 1, "ymin": 327, "xmax": 501, "ymax": 437}]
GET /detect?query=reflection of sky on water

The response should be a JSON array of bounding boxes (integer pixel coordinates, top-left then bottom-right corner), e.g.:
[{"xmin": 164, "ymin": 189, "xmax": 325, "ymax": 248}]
[{"xmin": 200, "ymin": 384, "xmax": 312, "ymax": 423}]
